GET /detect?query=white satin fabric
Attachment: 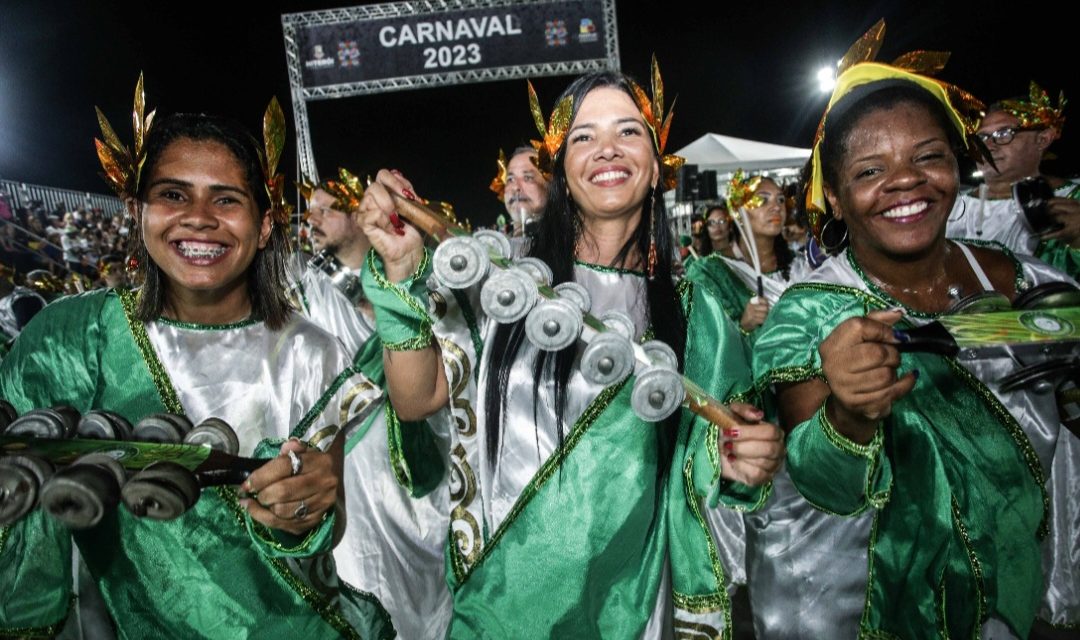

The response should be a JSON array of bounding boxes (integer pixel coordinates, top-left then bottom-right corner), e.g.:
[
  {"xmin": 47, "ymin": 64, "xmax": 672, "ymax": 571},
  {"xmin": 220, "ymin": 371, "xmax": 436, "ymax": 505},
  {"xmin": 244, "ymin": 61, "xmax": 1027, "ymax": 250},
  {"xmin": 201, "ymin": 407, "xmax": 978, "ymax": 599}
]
[
  {"xmin": 295, "ymin": 263, "xmax": 375, "ymax": 358},
  {"xmin": 291, "ymin": 263, "xmax": 454, "ymax": 640},
  {"xmin": 145, "ymin": 314, "xmax": 371, "ymax": 452},
  {"xmin": 946, "ymin": 182, "xmax": 1079, "ymax": 256},
  {"xmin": 721, "ymin": 253, "xmax": 813, "ymax": 305}
]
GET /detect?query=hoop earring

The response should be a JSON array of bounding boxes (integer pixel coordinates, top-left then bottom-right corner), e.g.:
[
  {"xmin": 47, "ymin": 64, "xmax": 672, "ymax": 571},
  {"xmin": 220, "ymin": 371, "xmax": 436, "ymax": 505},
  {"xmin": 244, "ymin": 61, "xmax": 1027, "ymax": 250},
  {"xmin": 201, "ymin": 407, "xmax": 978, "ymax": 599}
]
[{"xmin": 820, "ymin": 217, "xmax": 849, "ymax": 255}]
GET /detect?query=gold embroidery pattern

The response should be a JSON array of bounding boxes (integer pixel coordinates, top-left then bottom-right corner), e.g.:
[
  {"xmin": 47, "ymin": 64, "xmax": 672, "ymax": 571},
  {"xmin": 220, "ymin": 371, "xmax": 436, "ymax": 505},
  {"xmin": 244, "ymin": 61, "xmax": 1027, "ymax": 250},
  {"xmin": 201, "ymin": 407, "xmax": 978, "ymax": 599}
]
[
  {"xmin": 307, "ymin": 424, "xmax": 340, "ymax": 451},
  {"xmin": 448, "ymin": 443, "xmax": 482, "ymax": 581},
  {"xmin": 440, "ymin": 338, "xmax": 477, "ymax": 437},
  {"xmin": 673, "ymin": 618, "xmax": 724, "ymax": 640},
  {"xmin": 338, "ymin": 378, "xmax": 380, "ymax": 428}
]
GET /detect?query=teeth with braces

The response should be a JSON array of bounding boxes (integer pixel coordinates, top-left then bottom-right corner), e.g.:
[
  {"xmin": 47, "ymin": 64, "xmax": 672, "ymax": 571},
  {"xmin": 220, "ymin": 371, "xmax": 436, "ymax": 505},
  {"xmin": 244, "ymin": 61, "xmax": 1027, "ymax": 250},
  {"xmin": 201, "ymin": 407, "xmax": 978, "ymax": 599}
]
[{"xmin": 176, "ymin": 242, "xmax": 228, "ymax": 259}]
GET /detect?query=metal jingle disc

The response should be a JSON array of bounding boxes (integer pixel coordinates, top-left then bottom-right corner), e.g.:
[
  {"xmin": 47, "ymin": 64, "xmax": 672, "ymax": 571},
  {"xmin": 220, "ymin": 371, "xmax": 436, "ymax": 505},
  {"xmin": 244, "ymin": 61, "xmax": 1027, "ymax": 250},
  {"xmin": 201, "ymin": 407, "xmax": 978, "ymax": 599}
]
[
  {"xmin": 525, "ymin": 298, "xmax": 583, "ymax": 352},
  {"xmin": 132, "ymin": 414, "xmax": 186, "ymax": 444},
  {"xmin": 122, "ymin": 462, "xmax": 200, "ymax": 520},
  {"xmin": 999, "ymin": 357, "xmax": 1078, "ymax": 394},
  {"xmin": 6, "ymin": 454, "xmax": 54, "ymax": 488},
  {"xmin": 184, "ymin": 417, "xmax": 240, "ymax": 456},
  {"xmin": 52, "ymin": 405, "xmax": 81, "ymax": 433},
  {"xmin": 1013, "ymin": 281, "xmax": 1080, "ymax": 310},
  {"xmin": 630, "ymin": 367, "xmax": 685, "ymax": 422},
  {"xmin": 473, "ymin": 229, "xmax": 513, "ymax": 260},
  {"xmin": 514, "ymin": 257, "xmax": 553, "ymax": 286},
  {"xmin": 599, "ymin": 310, "xmax": 636, "ymax": 341},
  {"xmin": 0, "ymin": 463, "xmax": 40, "ymax": 527},
  {"xmin": 40, "ymin": 464, "xmax": 121, "ymax": 529},
  {"xmin": 641, "ymin": 340, "xmax": 680, "ymax": 371},
  {"xmin": 580, "ymin": 332, "xmax": 636, "ymax": 386},
  {"xmin": 433, "ymin": 236, "xmax": 490, "ymax": 290},
  {"xmin": 77, "ymin": 410, "xmax": 133, "ymax": 441},
  {"xmin": 5, "ymin": 408, "xmax": 73, "ymax": 439},
  {"xmin": 946, "ymin": 291, "xmax": 1012, "ymax": 315},
  {"xmin": 72, "ymin": 453, "xmax": 127, "ymax": 490},
  {"xmin": 161, "ymin": 413, "xmax": 193, "ymax": 437},
  {"xmin": 480, "ymin": 268, "xmax": 538, "ymax": 324},
  {"xmin": 553, "ymin": 282, "xmax": 592, "ymax": 314},
  {"xmin": 0, "ymin": 399, "xmax": 17, "ymax": 428}
]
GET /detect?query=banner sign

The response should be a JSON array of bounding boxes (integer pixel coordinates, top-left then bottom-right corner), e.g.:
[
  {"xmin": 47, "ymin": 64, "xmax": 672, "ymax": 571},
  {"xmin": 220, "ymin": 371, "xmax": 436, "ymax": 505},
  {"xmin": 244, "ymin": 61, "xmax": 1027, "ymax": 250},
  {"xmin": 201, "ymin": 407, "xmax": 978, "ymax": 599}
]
[{"xmin": 284, "ymin": 0, "xmax": 616, "ymax": 92}]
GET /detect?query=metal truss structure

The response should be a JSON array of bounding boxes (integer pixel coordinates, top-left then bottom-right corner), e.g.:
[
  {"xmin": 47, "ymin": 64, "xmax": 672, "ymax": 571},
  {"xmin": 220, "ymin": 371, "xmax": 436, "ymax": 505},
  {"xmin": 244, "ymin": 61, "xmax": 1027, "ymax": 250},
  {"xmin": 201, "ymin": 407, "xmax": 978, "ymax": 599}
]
[{"xmin": 281, "ymin": 0, "xmax": 619, "ymax": 182}]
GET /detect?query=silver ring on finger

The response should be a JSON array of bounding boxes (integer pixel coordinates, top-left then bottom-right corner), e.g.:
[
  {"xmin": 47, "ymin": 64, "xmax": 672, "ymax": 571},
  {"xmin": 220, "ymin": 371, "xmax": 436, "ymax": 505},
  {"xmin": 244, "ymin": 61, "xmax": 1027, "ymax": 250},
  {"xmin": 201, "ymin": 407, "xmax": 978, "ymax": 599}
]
[
  {"xmin": 287, "ymin": 450, "xmax": 303, "ymax": 476},
  {"xmin": 294, "ymin": 499, "xmax": 309, "ymax": 520}
]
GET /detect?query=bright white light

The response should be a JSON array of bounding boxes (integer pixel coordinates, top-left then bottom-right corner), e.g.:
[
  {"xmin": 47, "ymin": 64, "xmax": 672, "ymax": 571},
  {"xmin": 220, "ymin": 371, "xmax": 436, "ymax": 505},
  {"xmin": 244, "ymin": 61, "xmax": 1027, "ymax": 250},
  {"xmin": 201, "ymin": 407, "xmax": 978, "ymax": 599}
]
[
  {"xmin": 817, "ymin": 66, "xmax": 836, "ymax": 93},
  {"xmin": 971, "ymin": 170, "xmax": 984, "ymax": 179}
]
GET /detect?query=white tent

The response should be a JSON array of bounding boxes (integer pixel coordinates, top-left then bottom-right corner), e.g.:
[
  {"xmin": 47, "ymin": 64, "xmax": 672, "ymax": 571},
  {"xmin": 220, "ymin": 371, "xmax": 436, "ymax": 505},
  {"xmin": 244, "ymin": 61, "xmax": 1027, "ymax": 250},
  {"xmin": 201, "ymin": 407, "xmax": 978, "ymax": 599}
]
[{"xmin": 674, "ymin": 133, "xmax": 810, "ymax": 173}]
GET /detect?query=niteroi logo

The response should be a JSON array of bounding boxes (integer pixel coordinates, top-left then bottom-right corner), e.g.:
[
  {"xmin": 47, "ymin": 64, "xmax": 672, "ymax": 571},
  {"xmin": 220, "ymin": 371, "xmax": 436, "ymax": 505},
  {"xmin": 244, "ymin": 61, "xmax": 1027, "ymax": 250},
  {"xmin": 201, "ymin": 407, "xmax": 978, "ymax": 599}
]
[{"xmin": 305, "ymin": 44, "xmax": 335, "ymax": 70}]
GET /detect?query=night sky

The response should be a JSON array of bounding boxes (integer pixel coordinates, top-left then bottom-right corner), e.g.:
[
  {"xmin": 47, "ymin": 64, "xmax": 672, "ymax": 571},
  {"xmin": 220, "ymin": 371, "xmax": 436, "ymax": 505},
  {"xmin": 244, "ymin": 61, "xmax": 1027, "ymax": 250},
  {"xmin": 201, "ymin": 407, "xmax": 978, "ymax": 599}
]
[{"xmin": 1, "ymin": 0, "xmax": 1076, "ymax": 227}]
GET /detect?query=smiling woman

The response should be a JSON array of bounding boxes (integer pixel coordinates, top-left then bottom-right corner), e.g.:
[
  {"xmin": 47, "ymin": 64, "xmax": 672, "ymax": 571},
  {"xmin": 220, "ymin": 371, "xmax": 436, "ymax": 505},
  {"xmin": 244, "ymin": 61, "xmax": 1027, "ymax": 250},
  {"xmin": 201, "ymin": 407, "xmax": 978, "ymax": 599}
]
[
  {"xmin": 0, "ymin": 96, "xmax": 392, "ymax": 638},
  {"xmin": 750, "ymin": 22, "xmax": 1080, "ymax": 639},
  {"xmin": 355, "ymin": 62, "xmax": 784, "ymax": 638},
  {"xmin": 685, "ymin": 175, "xmax": 809, "ymax": 341},
  {"xmin": 130, "ymin": 114, "xmax": 290, "ymax": 329}
]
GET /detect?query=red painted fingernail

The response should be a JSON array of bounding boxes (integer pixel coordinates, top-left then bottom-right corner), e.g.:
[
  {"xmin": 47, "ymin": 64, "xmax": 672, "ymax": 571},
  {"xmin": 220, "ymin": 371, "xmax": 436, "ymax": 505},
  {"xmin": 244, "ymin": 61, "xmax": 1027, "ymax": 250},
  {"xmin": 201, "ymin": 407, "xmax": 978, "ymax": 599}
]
[
  {"xmin": 390, "ymin": 169, "xmax": 403, "ymax": 177},
  {"xmin": 726, "ymin": 453, "xmax": 737, "ymax": 462},
  {"xmin": 402, "ymin": 188, "xmax": 417, "ymax": 201},
  {"xmin": 389, "ymin": 212, "xmax": 403, "ymax": 228},
  {"xmin": 723, "ymin": 441, "xmax": 733, "ymax": 453},
  {"xmin": 723, "ymin": 428, "xmax": 739, "ymax": 439}
]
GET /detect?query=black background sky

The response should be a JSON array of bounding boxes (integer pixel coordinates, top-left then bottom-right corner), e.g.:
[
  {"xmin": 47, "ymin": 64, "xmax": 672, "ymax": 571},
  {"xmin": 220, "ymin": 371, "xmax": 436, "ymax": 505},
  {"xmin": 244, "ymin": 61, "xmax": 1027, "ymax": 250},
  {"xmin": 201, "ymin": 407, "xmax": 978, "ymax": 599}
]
[{"xmin": 1, "ymin": 0, "xmax": 1075, "ymax": 227}]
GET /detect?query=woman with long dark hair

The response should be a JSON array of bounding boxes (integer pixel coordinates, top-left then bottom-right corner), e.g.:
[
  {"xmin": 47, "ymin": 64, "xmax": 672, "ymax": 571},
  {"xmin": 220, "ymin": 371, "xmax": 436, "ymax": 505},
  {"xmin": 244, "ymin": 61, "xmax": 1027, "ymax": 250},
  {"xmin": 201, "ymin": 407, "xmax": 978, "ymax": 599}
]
[
  {"xmin": 0, "ymin": 85, "xmax": 390, "ymax": 638},
  {"xmin": 686, "ymin": 175, "xmax": 809, "ymax": 342},
  {"xmin": 358, "ymin": 64, "xmax": 783, "ymax": 637},
  {"xmin": 751, "ymin": 22, "xmax": 1079, "ymax": 638}
]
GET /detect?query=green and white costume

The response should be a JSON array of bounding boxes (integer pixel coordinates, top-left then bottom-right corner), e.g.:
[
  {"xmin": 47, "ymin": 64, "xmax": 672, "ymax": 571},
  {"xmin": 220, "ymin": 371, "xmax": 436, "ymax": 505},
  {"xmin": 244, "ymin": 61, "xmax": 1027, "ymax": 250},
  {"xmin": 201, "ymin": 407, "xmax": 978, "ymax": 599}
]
[
  {"xmin": 751, "ymin": 242, "xmax": 1079, "ymax": 638},
  {"xmin": 0, "ymin": 289, "xmax": 391, "ymax": 639},
  {"xmin": 363, "ymin": 251, "xmax": 768, "ymax": 639}
]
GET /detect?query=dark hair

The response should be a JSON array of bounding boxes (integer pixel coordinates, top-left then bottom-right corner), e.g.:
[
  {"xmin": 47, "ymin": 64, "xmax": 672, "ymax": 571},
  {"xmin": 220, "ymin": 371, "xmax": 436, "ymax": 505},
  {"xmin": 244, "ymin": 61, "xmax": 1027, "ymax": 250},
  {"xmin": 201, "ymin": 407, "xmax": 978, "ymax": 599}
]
[
  {"xmin": 508, "ymin": 145, "xmax": 539, "ymax": 162},
  {"xmin": 130, "ymin": 113, "xmax": 293, "ymax": 329},
  {"xmin": 731, "ymin": 178, "xmax": 794, "ymax": 277},
  {"xmin": 702, "ymin": 203, "xmax": 732, "ymax": 255},
  {"xmin": 483, "ymin": 71, "xmax": 687, "ymax": 478},
  {"xmin": 814, "ymin": 82, "xmax": 964, "ymax": 253}
]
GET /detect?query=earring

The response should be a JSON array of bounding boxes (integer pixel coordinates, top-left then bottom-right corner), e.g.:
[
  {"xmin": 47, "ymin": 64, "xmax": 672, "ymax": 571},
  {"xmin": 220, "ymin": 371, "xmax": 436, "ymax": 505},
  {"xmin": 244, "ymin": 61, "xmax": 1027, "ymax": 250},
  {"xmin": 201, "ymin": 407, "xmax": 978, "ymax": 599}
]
[
  {"xmin": 646, "ymin": 189, "xmax": 658, "ymax": 280},
  {"xmin": 819, "ymin": 217, "xmax": 849, "ymax": 254}
]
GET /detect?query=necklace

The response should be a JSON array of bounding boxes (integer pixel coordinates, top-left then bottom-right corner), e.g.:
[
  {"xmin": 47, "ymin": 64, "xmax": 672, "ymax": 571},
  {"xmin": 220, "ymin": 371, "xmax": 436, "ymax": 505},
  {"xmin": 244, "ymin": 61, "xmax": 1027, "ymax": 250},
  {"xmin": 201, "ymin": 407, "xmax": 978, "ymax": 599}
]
[{"xmin": 849, "ymin": 244, "xmax": 961, "ymax": 318}]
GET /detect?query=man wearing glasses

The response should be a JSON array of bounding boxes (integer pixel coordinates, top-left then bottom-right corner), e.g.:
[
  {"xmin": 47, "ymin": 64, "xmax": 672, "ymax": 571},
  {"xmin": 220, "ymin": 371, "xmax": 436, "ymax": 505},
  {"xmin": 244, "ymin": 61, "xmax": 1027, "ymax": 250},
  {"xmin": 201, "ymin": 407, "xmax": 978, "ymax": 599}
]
[{"xmin": 946, "ymin": 82, "xmax": 1080, "ymax": 278}]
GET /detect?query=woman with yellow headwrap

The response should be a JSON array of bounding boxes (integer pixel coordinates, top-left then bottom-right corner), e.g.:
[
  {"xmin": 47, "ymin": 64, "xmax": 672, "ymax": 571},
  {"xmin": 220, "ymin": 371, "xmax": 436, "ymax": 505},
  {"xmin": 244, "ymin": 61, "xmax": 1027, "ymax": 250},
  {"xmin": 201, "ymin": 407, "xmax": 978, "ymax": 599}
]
[{"xmin": 750, "ymin": 21, "xmax": 1079, "ymax": 638}]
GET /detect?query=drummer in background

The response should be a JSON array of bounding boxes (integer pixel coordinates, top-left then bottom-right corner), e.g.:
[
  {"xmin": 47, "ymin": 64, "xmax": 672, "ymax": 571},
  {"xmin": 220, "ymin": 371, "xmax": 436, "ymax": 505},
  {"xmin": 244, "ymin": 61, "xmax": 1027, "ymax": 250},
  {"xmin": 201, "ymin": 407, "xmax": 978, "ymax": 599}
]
[{"xmin": 292, "ymin": 174, "xmax": 375, "ymax": 356}]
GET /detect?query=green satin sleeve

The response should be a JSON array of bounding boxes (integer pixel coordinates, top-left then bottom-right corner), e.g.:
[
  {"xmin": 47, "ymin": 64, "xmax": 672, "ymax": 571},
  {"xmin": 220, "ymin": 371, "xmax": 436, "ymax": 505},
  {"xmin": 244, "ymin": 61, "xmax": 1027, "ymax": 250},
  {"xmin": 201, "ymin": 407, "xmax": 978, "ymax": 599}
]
[
  {"xmin": 679, "ymin": 279, "xmax": 767, "ymax": 510},
  {"xmin": 1035, "ymin": 238, "xmax": 1080, "ymax": 280},
  {"xmin": 786, "ymin": 401, "xmax": 891, "ymax": 516},
  {"xmin": 752, "ymin": 283, "xmax": 876, "ymax": 389},
  {"xmin": 351, "ymin": 323, "xmax": 445, "ymax": 499},
  {"xmin": 0, "ymin": 292, "xmax": 116, "ymax": 635},
  {"xmin": 361, "ymin": 248, "xmax": 433, "ymax": 351},
  {"xmin": 684, "ymin": 254, "xmax": 754, "ymax": 332}
]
